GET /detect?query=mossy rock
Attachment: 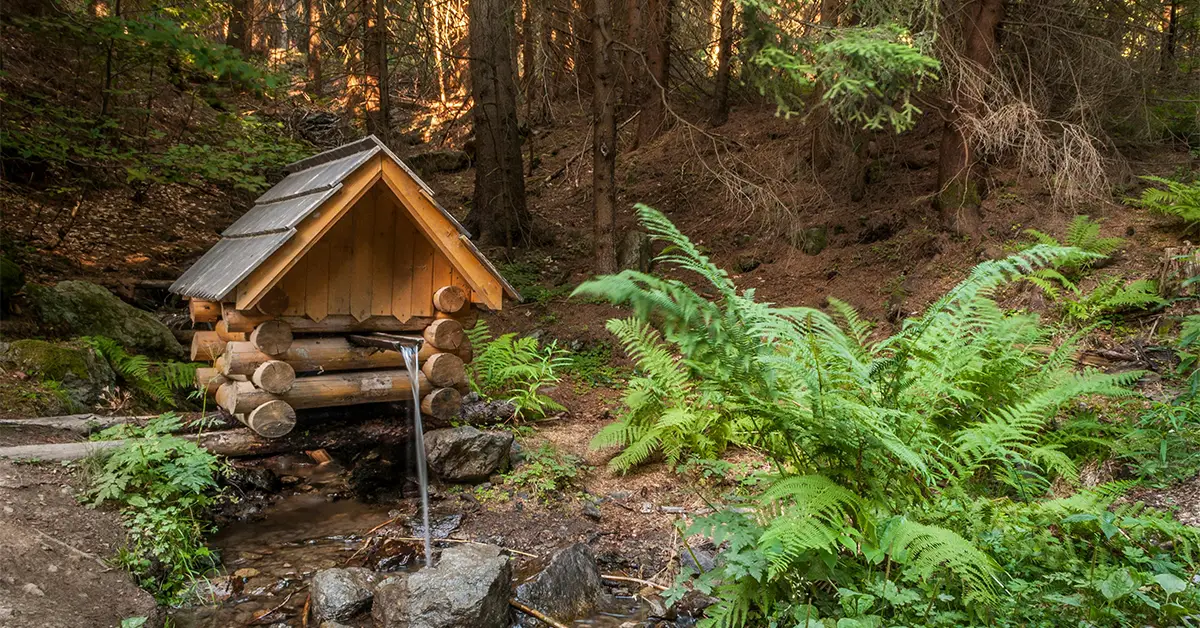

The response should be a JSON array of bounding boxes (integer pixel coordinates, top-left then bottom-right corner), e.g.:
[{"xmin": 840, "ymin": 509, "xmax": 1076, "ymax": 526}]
[
  {"xmin": 0, "ymin": 339, "xmax": 117, "ymax": 411},
  {"xmin": 28, "ymin": 280, "xmax": 184, "ymax": 358}
]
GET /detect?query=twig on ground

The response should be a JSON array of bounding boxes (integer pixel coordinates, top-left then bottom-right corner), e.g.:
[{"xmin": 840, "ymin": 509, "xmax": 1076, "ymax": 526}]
[
  {"xmin": 249, "ymin": 590, "xmax": 298, "ymax": 625},
  {"xmin": 600, "ymin": 574, "xmax": 669, "ymax": 591},
  {"xmin": 510, "ymin": 599, "xmax": 570, "ymax": 628},
  {"xmin": 301, "ymin": 593, "xmax": 311, "ymax": 628}
]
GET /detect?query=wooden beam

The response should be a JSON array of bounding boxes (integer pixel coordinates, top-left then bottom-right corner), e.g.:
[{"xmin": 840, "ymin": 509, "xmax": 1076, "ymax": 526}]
[
  {"xmin": 421, "ymin": 387, "xmax": 462, "ymax": 420},
  {"xmin": 433, "ymin": 286, "xmax": 468, "ymax": 313},
  {"xmin": 216, "ymin": 369, "xmax": 430, "ymax": 414},
  {"xmin": 242, "ymin": 400, "xmax": 297, "ymax": 438},
  {"xmin": 189, "ymin": 299, "xmax": 221, "ymax": 324},
  {"xmin": 190, "ymin": 331, "xmax": 226, "ymax": 362},
  {"xmin": 379, "ymin": 159, "xmax": 504, "ymax": 309},
  {"xmin": 250, "ymin": 320, "xmax": 293, "ymax": 355},
  {"xmin": 235, "ymin": 155, "xmax": 384, "ymax": 311},
  {"xmin": 222, "ymin": 304, "xmax": 434, "ymax": 333},
  {"xmin": 223, "ymin": 337, "xmax": 440, "ymax": 376}
]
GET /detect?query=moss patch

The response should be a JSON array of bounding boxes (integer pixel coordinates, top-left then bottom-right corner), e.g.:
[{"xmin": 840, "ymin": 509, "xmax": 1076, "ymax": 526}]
[{"xmin": 1, "ymin": 339, "xmax": 116, "ymax": 411}]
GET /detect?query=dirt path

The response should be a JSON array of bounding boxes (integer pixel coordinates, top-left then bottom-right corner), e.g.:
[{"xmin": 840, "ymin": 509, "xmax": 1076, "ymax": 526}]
[{"xmin": 0, "ymin": 450, "xmax": 160, "ymax": 627}]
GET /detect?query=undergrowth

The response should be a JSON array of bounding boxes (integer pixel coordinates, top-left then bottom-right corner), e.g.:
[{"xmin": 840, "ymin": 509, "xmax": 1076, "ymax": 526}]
[
  {"xmin": 83, "ymin": 336, "xmax": 197, "ymax": 409},
  {"xmin": 85, "ymin": 413, "xmax": 223, "ymax": 603},
  {"xmin": 466, "ymin": 322, "xmax": 571, "ymax": 420},
  {"xmin": 575, "ymin": 204, "xmax": 1200, "ymax": 626},
  {"xmin": 1129, "ymin": 174, "xmax": 1200, "ymax": 230}
]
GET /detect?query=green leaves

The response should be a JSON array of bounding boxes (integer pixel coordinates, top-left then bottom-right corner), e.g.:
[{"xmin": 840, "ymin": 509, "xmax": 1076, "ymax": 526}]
[
  {"xmin": 1128, "ymin": 175, "xmax": 1200, "ymax": 230},
  {"xmin": 466, "ymin": 322, "xmax": 571, "ymax": 420},
  {"xmin": 86, "ymin": 413, "xmax": 222, "ymax": 603}
]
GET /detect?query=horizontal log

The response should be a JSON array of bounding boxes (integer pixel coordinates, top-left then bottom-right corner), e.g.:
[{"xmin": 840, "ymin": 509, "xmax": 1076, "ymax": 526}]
[
  {"xmin": 0, "ymin": 412, "xmax": 227, "ymax": 435},
  {"xmin": 256, "ymin": 287, "xmax": 290, "ymax": 316},
  {"xmin": 222, "ymin": 337, "xmax": 440, "ymax": 376},
  {"xmin": 252, "ymin": 360, "xmax": 296, "ymax": 394},
  {"xmin": 196, "ymin": 367, "xmax": 227, "ymax": 396},
  {"xmin": 242, "ymin": 400, "xmax": 296, "ymax": 437},
  {"xmin": 421, "ymin": 387, "xmax": 462, "ymax": 420},
  {"xmin": 215, "ymin": 319, "xmax": 248, "ymax": 342},
  {"xmin": 434, "ymin": 285, "xmax": 468, "ymax": 314},
  {"xmin": 424, "ymin": 319, "xmax": 464, "ymax": 351},
  {"xmin": 189, "ymin": 299, "xmax": 221, "ymax": 324},
  {"xmin": 190, "ymin": 331, "xmax": 226, "ymax": 362},
  {"xmin": 217, "ymin": 369, "xmax": 431, "ymax": 414},
  {"xmin": 0, "ymin": 419, "xmax": 414, "ymax": 460},
  {"xmin": 222, "ymin": 305, "xmax": 435, "ymax": 334},
  {"xmin": 422, "ymin": 353, "xmax": 467, "ymax": 387},
  {"xmin": 251, "ymin": 320, "xmax": 293, "ymax": 355}
]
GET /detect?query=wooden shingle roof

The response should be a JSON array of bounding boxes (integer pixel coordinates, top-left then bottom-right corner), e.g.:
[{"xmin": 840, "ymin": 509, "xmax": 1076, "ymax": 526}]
[{"xmin": 169, "ymin": 136, "xmax": 520, "ymax": 306}]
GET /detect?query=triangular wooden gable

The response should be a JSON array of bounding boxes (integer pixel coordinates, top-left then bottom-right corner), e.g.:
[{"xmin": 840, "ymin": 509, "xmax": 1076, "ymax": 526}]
[{"xmin": 233, "ymin": 153, "xmax": 508, "ymax": 318}]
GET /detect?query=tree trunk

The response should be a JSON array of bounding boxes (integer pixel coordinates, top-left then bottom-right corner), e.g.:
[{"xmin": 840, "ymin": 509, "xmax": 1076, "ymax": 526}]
[
  {"xmin": 635, "ymin": 0, "xmax": 672, "ymax": 146},
  {"xmin": 365, "ymin": 0, "xmax": 391, "ymax": 144},
  {"xmin": 592, "ymin": 0, "xmax": 618, "ymax": 273},
  {"xmin": 306, "ymin": 0, "xmax": 323, "ymax": 93},
  {"xmin": 936, "ymin": 0, "xmax": 1003, "ymax": 236},
  {"xmin": 228, "ymin": 0, "xmax": 251, "ymax": 56},
  {"xmin": 1161, "ymin": 1, "xmax": 1179, "ymax": 70},
  {"xmin": 710, "ymin": 0, "xmax": 734, "ymax": 126},
  {"xmin": 466, "ymin": 0, "xmax": 534, "ymax": 246},
  {"xmin": 574, "ymin": 0, "xmax": 595, "ymax": 92},
  {"xmin": 621, "ymin": 0, "xmax": 641, "ymax": 105}
]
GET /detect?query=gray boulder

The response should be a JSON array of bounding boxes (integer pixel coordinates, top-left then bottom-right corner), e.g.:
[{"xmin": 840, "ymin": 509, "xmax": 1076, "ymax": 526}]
[
  {"xmin": 514, "ymin": 543, "xmax": 605, "ymax": 626},
  {"xmin": 0, "ymin": 339, "xmax": 117, "ymax": 410},
  {"xmin": 424, "ymin": 427, "xmax": 513, "ymax": 482},
  {"xmin": 28, "ymin": 280, "xmax": 183, "ymax": 358},
  {"xmin": 373, "ymin": 544, "xmax": 511, "ymax": 628},
  {"xmin": 310, "ymin": 567, "xmax": 377, "ymax": 623}
]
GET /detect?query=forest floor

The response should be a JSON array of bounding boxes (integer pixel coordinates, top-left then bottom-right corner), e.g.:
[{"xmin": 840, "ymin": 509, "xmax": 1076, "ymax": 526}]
[{"xmin": 2, "ymin": 101, "xmax": 1200, "ymax": 625}]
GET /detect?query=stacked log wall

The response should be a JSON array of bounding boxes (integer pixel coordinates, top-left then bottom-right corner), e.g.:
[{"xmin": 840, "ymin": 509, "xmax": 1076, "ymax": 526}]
[{"xmin": 189, "ymin": 284, "xmax": 473, "ymax": 439}]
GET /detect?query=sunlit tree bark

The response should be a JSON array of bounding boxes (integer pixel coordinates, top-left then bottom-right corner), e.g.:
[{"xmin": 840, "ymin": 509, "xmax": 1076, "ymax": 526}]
[
  {"xmin": 305, "ymin": 0, "xmax": 323, "ymax": 93},
  {"xmin": 710, "ymin": 0, "xmax": 734, "ymax": 126},
  {"xmin": 466, "ymin": 0, "xmax": 533, "ymax": 246},
  {"xmin": 635, "ymin": 0, "xmax": 671, "ymax": 146}
]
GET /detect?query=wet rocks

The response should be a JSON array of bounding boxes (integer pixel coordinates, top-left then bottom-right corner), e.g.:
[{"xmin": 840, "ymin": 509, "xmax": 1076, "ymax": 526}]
[
  {"xmin": 27, "ymin": 280, "xmax": 184, "ymax": 358},
  {"xmin": 373, "ymin": 544, "xmax": 512, "ymax": 628},
  {"xmin": 423, "ymin": 426, "xmax": 513, "ymax": 482},
  {"xmin": 310, "ymin": 567, "xmax": 377, "ymax": 623},
  {"xmin": 514, "ymin": 543, "xmax": 605, "ymax": 626}
]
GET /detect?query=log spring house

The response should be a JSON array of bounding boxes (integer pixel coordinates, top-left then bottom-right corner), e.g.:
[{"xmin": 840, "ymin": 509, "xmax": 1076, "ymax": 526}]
[{"xmin": 170, "ymin": 136, "xmax": 520, "ymax": 438}]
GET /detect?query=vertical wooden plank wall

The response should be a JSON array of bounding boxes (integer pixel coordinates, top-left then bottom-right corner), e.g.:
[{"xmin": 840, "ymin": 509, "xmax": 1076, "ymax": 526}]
[{"xmin": 268, "ymin": 190, "xmax": 476, "ymax": 323}]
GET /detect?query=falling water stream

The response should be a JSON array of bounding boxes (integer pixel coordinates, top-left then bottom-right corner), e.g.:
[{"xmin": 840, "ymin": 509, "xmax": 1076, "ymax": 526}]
[{"xmin": 400, "ymin": 343, "xmax": 434, "ymax": 566}]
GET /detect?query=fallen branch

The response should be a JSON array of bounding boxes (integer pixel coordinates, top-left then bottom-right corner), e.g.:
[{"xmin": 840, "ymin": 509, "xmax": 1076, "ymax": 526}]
[
  {"xmin": 509, "ymin": 599, "xmax": 570, "ymax": 628},
  {"xmin": 601, "ymin": 574, "xmax": 669, "ymax": 591},
  {"xmin": 0, "ymin": 412, "xmax": 226, "ymax": 435},
  {"xmin": 0, "ymin": 418, "xmax": 414, "ymax": 461}
]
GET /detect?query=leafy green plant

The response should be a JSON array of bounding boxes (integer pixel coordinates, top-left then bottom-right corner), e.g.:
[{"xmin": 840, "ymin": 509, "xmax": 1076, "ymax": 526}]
[
  {"xmin": 466, "ymin": 323, "xmax": 571, "ymax": 420},
  {"xmin": 83, "ymin": 336, "xmax": 197, "ymax": 408},
  {"xmin": 1058, "ymin": 277, "xmax": 1165, "ymax": 325},
  {"xmin": 86, "ymin": 413, "xmax": 223, "ymax": 602},
  {"xmin": 574, "ymin": 204, "xmax": 1200, "ymax": 626},
  {"xmin": 502, "ymin": 443, "xmax": 588, "ymax": 498},
  {"xmin": 1128, "ymin": 175, "xmax": 1200, "ymax": 229},
  {"xmin": 563, "ymin": 343, "xmax": 625, "ymax": 392}
]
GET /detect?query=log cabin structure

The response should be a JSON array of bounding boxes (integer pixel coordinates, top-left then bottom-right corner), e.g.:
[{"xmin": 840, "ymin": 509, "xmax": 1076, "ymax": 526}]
[{"xmin": 170, "ymin": 136, "xmax": 520, "ymax": 438}]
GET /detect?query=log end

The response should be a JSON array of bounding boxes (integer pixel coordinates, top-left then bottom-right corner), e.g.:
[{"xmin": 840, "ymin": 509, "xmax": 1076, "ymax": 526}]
[{"xmin": 245, "ymin": 400, "xmax": 297, "ymax": 438}]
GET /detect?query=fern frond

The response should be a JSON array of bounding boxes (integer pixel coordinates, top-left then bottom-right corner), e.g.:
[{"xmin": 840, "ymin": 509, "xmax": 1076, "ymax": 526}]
[{"xmin": 881, "ymin": 517, "xmax": 1000, "ymax": 602}]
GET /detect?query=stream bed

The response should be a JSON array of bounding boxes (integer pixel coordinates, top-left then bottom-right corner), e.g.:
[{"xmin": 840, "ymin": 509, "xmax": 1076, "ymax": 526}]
[{"xmin": 169, "ymin": 456, "xmax": 653, "ymax": 627}]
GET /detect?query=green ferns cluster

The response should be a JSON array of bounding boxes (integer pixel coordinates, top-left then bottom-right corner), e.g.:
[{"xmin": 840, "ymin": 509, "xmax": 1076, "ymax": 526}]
[
  {"xmin": 1129, "ymin": 175, "xmax": 1200, "ymax": 230},
  {"xmin": 575, "ymin": 204, "xmax": 1198, "ymax": 626},
  {"xmin": 466, "ymin": 322, "xmax": 571, "ymax": 420},
  {"xmin": 83, "ymin": 336, "xmax": 197, "ymax": 408}
]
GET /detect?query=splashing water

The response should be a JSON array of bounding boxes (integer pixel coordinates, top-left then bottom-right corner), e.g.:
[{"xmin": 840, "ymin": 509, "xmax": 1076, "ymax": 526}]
[{"xmin": 401, "ymin": 344, "xmax": 434, "ymax": 566}]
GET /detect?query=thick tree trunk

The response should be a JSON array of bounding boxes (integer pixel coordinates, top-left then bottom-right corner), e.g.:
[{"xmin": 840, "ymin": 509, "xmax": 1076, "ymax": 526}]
[
  {"xmin": 592, "ymin": 0, "xmax": 618, "ymax": 273},
  {"xmin": 710, "ymin": 0, "xmax": 734, "ymax": 126},
  {"xmin": 574, "ymin": 0, "xmax": 595, "ymax": 92},
  {"xmin": 466, "ymin": 0, "xmax": 534, "ymax": 246},
  {"xmin": 635, "ymin": 0, "xmax": 672, "ymax": 146},
  {"xmin": 936, "ymin": 0, "xmax": 1003, "ymax": 236},
  {"xmin": 1161, "ymin": 1, "xmax": 1179, "ymax": 70},
  {"xmin": 364, "ymin": 0, "xmax": 390, "ymax": 144}
]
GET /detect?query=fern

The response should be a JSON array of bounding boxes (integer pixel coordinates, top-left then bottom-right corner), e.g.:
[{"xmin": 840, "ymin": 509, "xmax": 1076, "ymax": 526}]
[
  {"xmin": 1128, "ymin": 175, "xmax": 1200, "ymax": 229},
  {"xmin": 83, "ymin": 336, "xmax": 197, "ymax": 407},
  {"xmin": 466, "ymin": 322, "xmax": 570, "ymax": 420},
  {"xmin": 1059, "ymin": 276, "xmax": 1166, "ymax": 324}
]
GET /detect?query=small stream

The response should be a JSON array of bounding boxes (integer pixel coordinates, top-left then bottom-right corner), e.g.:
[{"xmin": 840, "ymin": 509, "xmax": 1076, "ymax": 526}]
[{"xmin": 169, "ymin": 459, "xmax": 652, "ymax": 627}]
